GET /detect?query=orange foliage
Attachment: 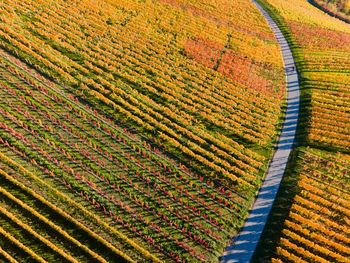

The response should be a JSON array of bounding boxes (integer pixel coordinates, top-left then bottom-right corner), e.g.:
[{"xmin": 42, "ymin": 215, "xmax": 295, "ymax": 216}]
[
  {"xmin": 184, "ymin": 37, "xmax": 223, "ymax": 69},
  {"xmin": 184, "ymin": 37, "xmax": 283, "ymax": 98}
]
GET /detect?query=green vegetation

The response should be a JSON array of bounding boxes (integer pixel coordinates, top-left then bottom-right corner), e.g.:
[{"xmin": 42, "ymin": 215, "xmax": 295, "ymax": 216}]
[
  {"xmin": 0, "ymin": 0, "xmax": 286, "ymax": 261},
  {"xmin": 254, "ymin": 0, "xmax": 350, "ymax": 261}
]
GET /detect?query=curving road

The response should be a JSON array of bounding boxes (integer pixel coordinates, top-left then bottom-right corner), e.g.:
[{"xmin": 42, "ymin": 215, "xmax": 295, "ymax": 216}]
[{"xmin": 220, "ymin": 1, "xmax": 300, "ymax": 262}]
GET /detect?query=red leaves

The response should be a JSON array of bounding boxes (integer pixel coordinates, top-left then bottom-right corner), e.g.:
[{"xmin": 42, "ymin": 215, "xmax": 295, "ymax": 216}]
[
  {"xmin": 184, "ymin": 37, "xmax": 223, "ymax": 69},
  {"xmin": 290, "ymin": 20, "xmax": 350, "ymax": 50},
  {"xmin": 184, "ymin": 36, "xmax": 284, "ymax": 98}
]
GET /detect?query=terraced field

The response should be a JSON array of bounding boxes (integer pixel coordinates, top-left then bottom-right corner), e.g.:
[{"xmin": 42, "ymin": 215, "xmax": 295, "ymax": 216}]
[
  {"xmin": 0, "ymin": 0, "xmax": 286, "ymax": 262},
  {"xmin": 254, "ymin": 0, "xmax": 350, "ymax": 262}
]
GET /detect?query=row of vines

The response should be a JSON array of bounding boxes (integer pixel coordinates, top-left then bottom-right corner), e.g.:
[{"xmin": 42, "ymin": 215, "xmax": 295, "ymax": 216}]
[
  {"xmin": 256, "ymin": 0, "xmax": 350, "ymax": 262},
  {"xmin": 0, "ymin": 0, "xmax": 286, "ymax": 261}
]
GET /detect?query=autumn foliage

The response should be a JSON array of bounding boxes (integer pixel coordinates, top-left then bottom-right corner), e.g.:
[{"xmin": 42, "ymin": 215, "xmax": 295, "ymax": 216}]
[
  {"xmin": 0, "ymin": 0, "xmax": 286, "ymax": 261},
  {"xmin": 257, "ymin": 0, "xmax": 350, "ymax": 261},
  {"xmin": 184, "ymin": 37, "xmax": 284, "ymax": 98}
]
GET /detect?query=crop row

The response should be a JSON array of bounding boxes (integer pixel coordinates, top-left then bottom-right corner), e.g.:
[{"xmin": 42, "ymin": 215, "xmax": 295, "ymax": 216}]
[
  {"xmin": 0, "ymin": 56, "xmax": 256, "ymax": 261},
  {"xmin": 274, "ymin": 149, "xmax": 350, "ymax": 262}
]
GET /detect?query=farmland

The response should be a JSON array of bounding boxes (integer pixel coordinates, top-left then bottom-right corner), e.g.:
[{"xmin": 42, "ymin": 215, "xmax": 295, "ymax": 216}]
[
  {"xmin": 254, "ymin": 0, "xmax": 350, "ymax": 262},
  {"xmin": 1, "ymin": 0, "xmax": 350, "ymax": 262},
  {"xmin": 273, "ymin": 149, "xmax": 350, "ymax": 262},
  {"xmin": 311, "ymin": 0, "xmax": 350, "ymax": 22},
  {"xmin": 0, "ymin": 0, "xmax": 286, "ymax": 262}
]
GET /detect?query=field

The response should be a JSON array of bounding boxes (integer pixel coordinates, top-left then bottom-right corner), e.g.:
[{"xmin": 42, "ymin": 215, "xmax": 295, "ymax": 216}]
[
  {"xmin": 1, "ymin": 0, "xmax": 349, "ymax": 261},
  {"xmin": 254, "ymin": 0, "xmax": 350, "ymax": 262},
  {"xmin": 0, "ymin": 0, "xmax": 286, "ymax": 262},
  {"xmin": 312, "ymin": 0, "xmax": 350, "ymax": 22},
  {"xmin": 273, "ymin": 149, "xmax": 350, "ymax": 262}
]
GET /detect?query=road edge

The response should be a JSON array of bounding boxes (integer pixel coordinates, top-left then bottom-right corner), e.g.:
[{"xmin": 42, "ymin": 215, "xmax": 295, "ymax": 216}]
[{"xmin": 220, "ymin": 1, "xmax": 300, "ymax": 262}]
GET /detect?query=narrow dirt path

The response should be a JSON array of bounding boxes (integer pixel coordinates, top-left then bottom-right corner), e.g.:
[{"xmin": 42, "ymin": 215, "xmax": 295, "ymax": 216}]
[{"xmin": 220, "ymin": 1, "xmax": 300, "ymax": 262}]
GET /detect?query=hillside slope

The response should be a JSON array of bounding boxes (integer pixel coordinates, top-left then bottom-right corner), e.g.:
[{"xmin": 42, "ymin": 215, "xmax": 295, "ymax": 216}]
[
  {"xmin": 312, "ymin": 0, "xmax": 350, "ymax": 22},
  {"xmin": 0, "ymin": 0, "xmax": 285, "ymax": 262},
  {"xmin": 254, "ymin": 0, "xmax": 350, "ymax": 262}
]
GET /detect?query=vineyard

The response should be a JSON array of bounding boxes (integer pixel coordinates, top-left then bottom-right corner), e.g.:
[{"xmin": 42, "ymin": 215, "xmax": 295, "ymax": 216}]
[
  {"xmin": 0, "ymin": 0, "xmax": 286, "ymax": 262},
  {"xmin": 2, "ymin": 0, "xmax": 348, "ymax": 261},
  {"xmin": 311, "ymin": 0, "xmax": 350, "ymax": 23},
  {"xmin": 254, "ymin": 0, "xmax": 350, "ymax": 262},
  {"xmin": 273, "ymin": 148, "xmax": 350, "ymax": 263}
]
